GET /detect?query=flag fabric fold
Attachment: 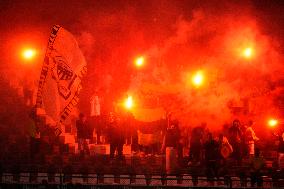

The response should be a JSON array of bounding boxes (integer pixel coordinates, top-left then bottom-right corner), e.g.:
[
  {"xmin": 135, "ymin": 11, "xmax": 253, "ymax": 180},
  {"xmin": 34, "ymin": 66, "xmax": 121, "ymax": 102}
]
[{"xmin": 36, "ymin": 25, "xmax": 87, "ymax": 136}]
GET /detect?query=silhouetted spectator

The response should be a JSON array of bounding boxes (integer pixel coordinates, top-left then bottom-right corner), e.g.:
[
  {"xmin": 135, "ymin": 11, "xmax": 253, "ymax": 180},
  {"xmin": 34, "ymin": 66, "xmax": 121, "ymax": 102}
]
[
  {"xmin": 27, "ymin": 108, "xmax": 40, "ymax": 160},
  {"xmin": 161, "ymin": 120, "xmax": 180, "ymax": 150},
  {"xmin": 204, "ymin": 133, "xmax": 220, "ymax": 186},
  {"xmin": 229, "ymin": 119, "xmax": 242, "ymax": 164},
  {"xmin": 250, "ymin": 148, "xmax": 265, "ymax": 187},
  {"xmin": 76, "ymin": 113, "xmax": 90, "ymax": 155},
  {"xmin": 277, "ymin": 132, "xmax": 284, "ymax": 169},
  {"xmin": 108, "ymin": 112, "xmax": 125, "ymax": 159},
  {"xmin": 162, "ymin": 120, "xmax": 181, "ymax": 174},
  {"xmin": 245, "ymin": 120, "xmax": 259, "ymax": 157},
  {"xmin": 121, "ymin": 111, "xmax": 134, "ymax": 145},
  {"xmin": 90, "ymin": 92, "xmax": 101, "ymax": 144},
  {"xmin": 189, "ymin": 125, "xmax": 205, "ymax": 164}
]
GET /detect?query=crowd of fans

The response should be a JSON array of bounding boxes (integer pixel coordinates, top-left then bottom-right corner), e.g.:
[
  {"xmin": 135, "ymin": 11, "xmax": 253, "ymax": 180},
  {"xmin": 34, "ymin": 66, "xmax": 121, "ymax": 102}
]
[
  {"xmin": 2, "ymin": 79, "xmax": 284, "ymax": 187},
  {"xmin": 72, "ymin": 105, "xmax": 284, "ymax": 186}
]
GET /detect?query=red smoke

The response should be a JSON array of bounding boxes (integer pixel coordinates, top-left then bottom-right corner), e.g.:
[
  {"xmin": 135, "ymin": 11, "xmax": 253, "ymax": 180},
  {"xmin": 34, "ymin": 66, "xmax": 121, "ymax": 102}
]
[{"xmin": 1, "ymin": 1, "xmax": 283, "ymax": 137}]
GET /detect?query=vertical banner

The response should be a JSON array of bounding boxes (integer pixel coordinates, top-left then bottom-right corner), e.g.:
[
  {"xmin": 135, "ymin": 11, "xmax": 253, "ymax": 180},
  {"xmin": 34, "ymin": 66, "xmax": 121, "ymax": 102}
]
[{"xmin": 36, "ymin": 25, "xmax": 87, "ymax": 136}]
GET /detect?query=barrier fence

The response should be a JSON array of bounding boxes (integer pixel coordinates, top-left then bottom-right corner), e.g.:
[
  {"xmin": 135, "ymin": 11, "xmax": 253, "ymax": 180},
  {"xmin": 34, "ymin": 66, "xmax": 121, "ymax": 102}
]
[{"xmin": 0, "ymin": 172, "xmax": 283, "ymax": 188}]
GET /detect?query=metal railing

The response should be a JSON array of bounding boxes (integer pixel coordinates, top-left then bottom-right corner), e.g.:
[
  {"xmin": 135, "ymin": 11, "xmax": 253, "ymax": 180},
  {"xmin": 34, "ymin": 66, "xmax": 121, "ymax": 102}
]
[{"xmin": 0, "ymin": 172, "xmax": 281, "ymax": 188}]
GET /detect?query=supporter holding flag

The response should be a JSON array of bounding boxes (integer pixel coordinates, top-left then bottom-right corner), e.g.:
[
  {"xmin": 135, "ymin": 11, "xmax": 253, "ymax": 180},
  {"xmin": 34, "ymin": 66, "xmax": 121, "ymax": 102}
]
[{"xmin": 219, "ymin": 134, "xmax": 233, "ymax": 160}]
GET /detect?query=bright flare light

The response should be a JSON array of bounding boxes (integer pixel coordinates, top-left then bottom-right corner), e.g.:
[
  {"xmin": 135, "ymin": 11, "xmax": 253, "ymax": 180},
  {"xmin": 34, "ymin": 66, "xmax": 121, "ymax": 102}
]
[
  {"xmin": 124, "ymin": 96, "xmax": 133, "ymax": 109},
  {"xmin": 192, "ymin": 71, "xmax": 204, "ymax": 87},
  {"xmin": 135, "ymin": 56, "xmax": 144, "ymax": 67},
  {"xmin": 268, "ymin": 119, "xmax": 278, "ymax": 128},
  {"xmin": 22, "ymin": 49, "xmax": 36, "ymax": 60},
  {"xmin": 242, "ymin": 47, "xmax": 253, "ymax": 58}
]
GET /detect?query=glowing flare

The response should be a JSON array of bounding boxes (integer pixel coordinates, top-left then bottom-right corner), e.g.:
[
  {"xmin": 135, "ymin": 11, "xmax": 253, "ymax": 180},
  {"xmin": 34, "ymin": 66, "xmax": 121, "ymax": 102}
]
[
  {"xmin": 192, "ymin": 71, "xmax": 204, "ymax": 87},
  {"xmin": 22, "ymin": 49, "xmax": 36, "ymax": 60},
  {"xmin": 135, "ymin": 56, "xmax": 144, "ymax": 67},
  {"xmin": 268, "ymin": 119, "xmax": 278, "ymax": 127},
  {"xmin": 124, "ymin": 96, "xmax": 133, "ymax": 109},
  {"xmin": 242, "ymin": 47, "xmax": 253, "ymax": 58}
]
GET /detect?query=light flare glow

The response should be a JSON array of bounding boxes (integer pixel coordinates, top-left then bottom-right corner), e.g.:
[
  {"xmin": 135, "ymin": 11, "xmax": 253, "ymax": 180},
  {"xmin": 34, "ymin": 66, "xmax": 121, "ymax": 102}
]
[
  {"xmin": 135, "ymin": 56, "xmax": 144, "ymax": 67},
  {"xmin": 268, "ymin": 119, "xmax": 278, "ymax": 128},
  {"xmin": 242, "ymin": 47, "xmax": 253, "ymax": 58},
  {"xmin": 124, "ymin": 96, "xmax": 133, "ymax": 109},
  {"xmin": 22, "ymin": 49, "xmax": 36, "ymax": 60},
  {"xmin": 192, "ymin": 71, "xmax": 204, "ymax": 87}
]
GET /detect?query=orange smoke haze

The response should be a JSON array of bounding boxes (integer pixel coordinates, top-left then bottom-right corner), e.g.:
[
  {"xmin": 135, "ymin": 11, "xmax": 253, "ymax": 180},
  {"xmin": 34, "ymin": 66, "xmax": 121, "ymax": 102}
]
[{"xmin": 0, "ymin": 1, "xmax": 283, "ymax": 137}]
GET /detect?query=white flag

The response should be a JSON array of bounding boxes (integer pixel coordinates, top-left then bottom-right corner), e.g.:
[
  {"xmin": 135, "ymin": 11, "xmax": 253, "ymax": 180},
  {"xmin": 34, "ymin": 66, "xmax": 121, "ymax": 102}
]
[{"xmin": 36, "ymin": 25, "xmax": 87, "ymax": 136}]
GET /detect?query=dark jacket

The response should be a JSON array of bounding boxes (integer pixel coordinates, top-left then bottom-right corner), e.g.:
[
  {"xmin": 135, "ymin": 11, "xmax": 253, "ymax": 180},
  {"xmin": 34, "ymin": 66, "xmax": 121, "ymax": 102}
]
[
  {"xmin": 165, "ymin": 127, "xmax": 180, "ymax": 148},
  {"xmin": 279, "ymin": 137, "xmax": 284, "ymax": 153},
  {"xmin": 204, "ymin": 139, "xmax": 220, "ymax": 161},
  {"xmin": 76, "ymin": 120, "xmax": 89, "ymax": 139},
  {"xmin": 108, "ymin": 119, "xmax": 125, "ymax": 144}
]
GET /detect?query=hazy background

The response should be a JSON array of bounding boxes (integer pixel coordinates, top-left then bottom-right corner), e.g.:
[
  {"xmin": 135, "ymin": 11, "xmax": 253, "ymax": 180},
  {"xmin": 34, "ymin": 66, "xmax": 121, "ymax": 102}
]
[{"xmin": 0, "ymin": 0, "xmax": 284, "ymax": 134}]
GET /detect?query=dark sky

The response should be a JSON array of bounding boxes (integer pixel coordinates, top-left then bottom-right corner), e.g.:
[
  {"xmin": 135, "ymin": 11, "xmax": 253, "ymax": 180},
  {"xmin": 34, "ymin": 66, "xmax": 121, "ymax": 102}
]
[
  {"xmin": 0, "ymin": 0, "xmax": 283, "ymax": 41},
  {"xmin": 0, "ymin": 0, "xmax": 283, "ymax": 75}
]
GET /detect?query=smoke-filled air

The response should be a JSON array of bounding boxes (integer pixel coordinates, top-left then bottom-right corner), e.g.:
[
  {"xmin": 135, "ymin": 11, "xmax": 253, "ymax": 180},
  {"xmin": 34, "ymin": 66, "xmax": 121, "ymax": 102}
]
[{"xmin": 1, "ymin": 0, "xmax": 283, "ymax": 135}]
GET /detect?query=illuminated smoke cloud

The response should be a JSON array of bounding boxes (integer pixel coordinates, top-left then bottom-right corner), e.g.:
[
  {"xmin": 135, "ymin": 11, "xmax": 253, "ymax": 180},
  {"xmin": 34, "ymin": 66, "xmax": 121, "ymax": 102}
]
[
  {"xmin": 125, "ymin": 4, "xmax": 283, "ymax": 132},
  {"xmin": 0, "ymin": 1, "xmax": 283, "ymax": 134}
]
